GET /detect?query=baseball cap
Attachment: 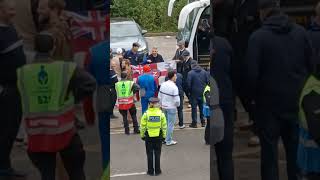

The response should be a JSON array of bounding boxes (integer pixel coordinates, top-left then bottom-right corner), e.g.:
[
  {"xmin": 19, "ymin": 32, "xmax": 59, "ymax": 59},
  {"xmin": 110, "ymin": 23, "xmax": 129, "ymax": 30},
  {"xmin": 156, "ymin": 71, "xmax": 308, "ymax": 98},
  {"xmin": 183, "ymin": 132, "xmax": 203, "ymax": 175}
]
[
  {"xmin": 149, "ymin": 97, "xmax": 160, "ymax": 103},
  {"xmin": 143, "ymin": 65, "xmax": 151, "ymax": 73}
]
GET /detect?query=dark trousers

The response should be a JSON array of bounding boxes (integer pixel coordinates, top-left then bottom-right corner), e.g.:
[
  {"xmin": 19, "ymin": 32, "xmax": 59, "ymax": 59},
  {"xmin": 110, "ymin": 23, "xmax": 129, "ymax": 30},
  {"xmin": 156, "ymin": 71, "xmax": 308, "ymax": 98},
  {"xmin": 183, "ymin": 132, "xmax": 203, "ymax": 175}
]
[
  {"xmin": 255, "ymin": 108, "xmax": 299, "ymax": 180},
  {"xmin": 145, "ymin": 137, "xmax": 162, "ymax": 174},
  {"xmin": 0, "ymin": 87, "xmax": 22, "ymax": 170},
  {"xmin": 119, "ymin": 106, "xmax": 139, "ymax": 130},
  {"xmin": 98, "ymin": 112, "xmax": 110, "ymax": 169},
  {"xmin": 182, "ymin": 82, "xmax": 190, "ymax": 101},
  {"xmin": 110, "ymin": 88, "xmax": 117, "ymax": 115},
  {"xmin": 177, "ymin": 94, "xmax": 184, "ymax": 126},
  {"xmin": 28, "ymin": 134, "xmax": 86, "ymax": 180},
  {"xmin": 205, "ymin": 117, "xmax": 210, "ymax": 143},
  {"xmin": 191, "ymin": 96, "xmax": 204, "ymax": 124},
  {"xmin": 214, "ymin": 103, "xmax": 235, "ymax": 180}
]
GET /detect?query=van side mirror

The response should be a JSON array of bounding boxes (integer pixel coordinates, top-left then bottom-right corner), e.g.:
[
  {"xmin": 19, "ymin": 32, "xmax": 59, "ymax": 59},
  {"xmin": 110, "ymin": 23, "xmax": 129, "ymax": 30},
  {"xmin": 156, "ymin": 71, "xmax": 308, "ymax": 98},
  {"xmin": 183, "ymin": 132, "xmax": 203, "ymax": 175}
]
[{"xmin": 142, "ymin": 30, "xmax": 148, "ymax": 35}]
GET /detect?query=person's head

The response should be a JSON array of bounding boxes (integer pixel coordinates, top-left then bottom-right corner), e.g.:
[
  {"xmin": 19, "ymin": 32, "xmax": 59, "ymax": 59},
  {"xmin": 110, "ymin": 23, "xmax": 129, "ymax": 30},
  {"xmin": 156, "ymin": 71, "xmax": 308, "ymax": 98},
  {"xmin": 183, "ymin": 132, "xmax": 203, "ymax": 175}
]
[
  {"xmin": 116, "ymin": 48, "xmax": 123, "ymax": 55},
  {"xmin": 191, "ymin": 60, "xmax": 198, "ymax": 69},
  {"xmin": 121, "ymin": 71, "xmax": 128, "ymax": 80},
  {"xmin": 34, "ymin": 32, "xmax": 55, "ymax": 55},
  {"xmin": 38, "ymin": 0, "xmax": 65, "ymax": 25},
  {"xmin": 143, "ymin": 65, "xmax": 151, "ymax": 73},
  {"xmin": 132, "ymin": 42, "xmax": 140, "ymax": 52},
  {"xmin": 258, "ymin": 0, "xmax": 280, "ymax": 21},
  {"xmin": 148, "ymin": 97, "xmax": 160, "ymax": 108},
  {"xmin": 177, "ymin": 40, "xmax": 185, "ymax": 50},
  {"xmin": 181, "ymin": 50, "xmax": 190, "ymax": 61},
  {"xmin": 110, "ymin": 60, "xmax": 117, "ymax": 70},
  {"xmin": 167, "ymin": 70, "xmax": 177, "ymax": 82},
  {"xmin": 0, "ymin": 0, "xmax": 16, "ymax": 24},
  {"xmin": 122, "ymin": 59, "xmax": 130, "ymax": 69},
  {"xmin": 151, "ymin": 47, "xmax": 158, "ymax": 57}
]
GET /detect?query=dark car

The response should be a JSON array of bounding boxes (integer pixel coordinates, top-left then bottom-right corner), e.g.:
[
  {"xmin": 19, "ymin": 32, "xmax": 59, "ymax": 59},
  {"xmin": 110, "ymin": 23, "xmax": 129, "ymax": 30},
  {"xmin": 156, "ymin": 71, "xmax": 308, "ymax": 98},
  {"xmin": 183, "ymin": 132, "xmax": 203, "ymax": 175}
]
[{"xmin": 110, "ymin": 18, "xmax": 149, "ymax": 55}]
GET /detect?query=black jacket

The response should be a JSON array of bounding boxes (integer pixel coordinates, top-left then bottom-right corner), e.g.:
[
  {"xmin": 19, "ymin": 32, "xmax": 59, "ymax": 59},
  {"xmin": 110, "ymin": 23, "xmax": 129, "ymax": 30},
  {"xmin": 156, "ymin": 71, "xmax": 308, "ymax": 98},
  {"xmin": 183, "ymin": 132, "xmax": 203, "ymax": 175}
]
[
  {"xmin": 172, "ymin": 48, "xmax": 187, "ymax": 60},
  {"xmin": 187, "ymin": 65, "xmax": 209, "ymax": 98},
  {"xmin": 177, "ymin": 58, "xmax": 192, "ymax": 82},
  {"xmin": 308, "ymin": 21, "xmax": 320, "ymax": 68},
  {"xmin": 147, "ymin": 54, "xmax": 164, "ymax": 64},
  {"xmin": 210, "ymin": 36, "xmax": 234, "ymax": 104},
  {"xmin": 245, "ymin": 13, "xmax": 313, "ymax": 112}
]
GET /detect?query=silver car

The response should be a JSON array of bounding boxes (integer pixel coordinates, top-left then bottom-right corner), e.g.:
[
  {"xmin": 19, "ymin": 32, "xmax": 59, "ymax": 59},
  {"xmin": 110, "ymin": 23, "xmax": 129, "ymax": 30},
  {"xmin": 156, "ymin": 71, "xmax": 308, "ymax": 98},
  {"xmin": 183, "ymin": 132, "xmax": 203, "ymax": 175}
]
[{"xmin": 110, "ymin": 17, "xmax": 149, "ymax": 55}]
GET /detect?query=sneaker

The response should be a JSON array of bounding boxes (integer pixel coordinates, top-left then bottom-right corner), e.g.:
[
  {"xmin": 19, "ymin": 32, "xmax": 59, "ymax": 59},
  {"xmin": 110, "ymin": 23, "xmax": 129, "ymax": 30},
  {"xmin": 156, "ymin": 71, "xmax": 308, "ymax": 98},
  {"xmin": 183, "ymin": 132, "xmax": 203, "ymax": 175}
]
[
  {"xmin": 75, "ymin": 119, "xmax": 85, "ymax": 130},
  {"xmin": 179, "ymin": 125, "xmax": 186, "ymax": 129},
  {"xmin": 125, "ymin": 128, "xmax": 130, "ymax": 135},
  {"xmin": 189, "ymin": 124, "xmax": 197, "ymax": 128},
  {"xmin": 147, "ymin": 171, "xmax": 154, "ymax": 176},
  {"xmin": 134, "ymin": 129, "xmax": 140, "ymax": 134},
  {"xmin": 201, "ymin": 121, "xmax": 206, "ymax": 127},
  {"xmin": 155, "ymin": 170, "xmax": 162, "ymax": 176},
  {"xmin": 248, "ymin": 136, "xmax": 260, "ymax": 147},
  {"xmin": 166, "ymin": 140, "xmax": 177, "ymax": 146}
]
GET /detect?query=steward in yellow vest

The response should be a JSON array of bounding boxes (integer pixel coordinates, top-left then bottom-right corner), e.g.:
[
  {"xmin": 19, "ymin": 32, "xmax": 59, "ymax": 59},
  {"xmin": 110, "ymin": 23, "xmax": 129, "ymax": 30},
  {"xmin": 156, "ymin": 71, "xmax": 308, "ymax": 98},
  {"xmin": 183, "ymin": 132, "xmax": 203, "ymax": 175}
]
[
  {"xmin": 115, "ymin": 71, "xmax": 140, "ymax": 135},
  {"xmin": 17, "ymin": 32, "xmax": 96, "ymax": 180},
  {"xmin": 140, "ymin": 97, "xmax": 167, "ymax": 176}
]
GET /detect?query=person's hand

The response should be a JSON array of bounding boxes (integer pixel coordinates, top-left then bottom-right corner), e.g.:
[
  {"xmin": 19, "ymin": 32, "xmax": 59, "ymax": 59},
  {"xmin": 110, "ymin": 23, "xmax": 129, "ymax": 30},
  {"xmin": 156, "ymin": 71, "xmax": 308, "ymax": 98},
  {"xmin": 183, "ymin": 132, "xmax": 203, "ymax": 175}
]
[{"xmin": 147, "ymin": 60, "xmax": 152, "ymax": 63}]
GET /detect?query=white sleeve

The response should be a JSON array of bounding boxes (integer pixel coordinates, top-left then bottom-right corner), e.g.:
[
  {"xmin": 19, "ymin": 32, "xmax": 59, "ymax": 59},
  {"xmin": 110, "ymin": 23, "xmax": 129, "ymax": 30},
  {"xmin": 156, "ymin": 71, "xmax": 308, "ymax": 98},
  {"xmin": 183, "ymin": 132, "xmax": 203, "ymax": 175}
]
[{"xmin": 174, "ymin": 86, "xmax": 180, "ymax": 107}]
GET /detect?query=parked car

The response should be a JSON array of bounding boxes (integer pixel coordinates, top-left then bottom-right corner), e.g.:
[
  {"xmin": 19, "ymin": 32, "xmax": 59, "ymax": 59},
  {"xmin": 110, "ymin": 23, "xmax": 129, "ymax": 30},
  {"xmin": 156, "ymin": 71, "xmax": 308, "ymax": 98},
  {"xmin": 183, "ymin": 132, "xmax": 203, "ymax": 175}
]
[{"xmin": 110, "ymin": 17, "xmax": 149, "ymax": 56}]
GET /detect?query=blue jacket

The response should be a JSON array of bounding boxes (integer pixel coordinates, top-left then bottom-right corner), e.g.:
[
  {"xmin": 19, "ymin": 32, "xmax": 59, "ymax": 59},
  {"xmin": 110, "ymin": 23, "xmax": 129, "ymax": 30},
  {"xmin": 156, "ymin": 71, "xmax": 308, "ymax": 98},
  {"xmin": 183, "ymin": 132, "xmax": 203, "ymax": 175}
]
[
  {"xmin": 89, "ymin": 41, "xmax": 109, "ymax": 85},
  {"xmin": 176, "ymin": 73, "xmax": 184, "ymax": 96},
  {"xmin": 187, "ymin": 65, "xmax": 209, "ymax": 98},
  {"xmin": 137, "ymin": 73, "xmax": 157, "ymax": 99}
]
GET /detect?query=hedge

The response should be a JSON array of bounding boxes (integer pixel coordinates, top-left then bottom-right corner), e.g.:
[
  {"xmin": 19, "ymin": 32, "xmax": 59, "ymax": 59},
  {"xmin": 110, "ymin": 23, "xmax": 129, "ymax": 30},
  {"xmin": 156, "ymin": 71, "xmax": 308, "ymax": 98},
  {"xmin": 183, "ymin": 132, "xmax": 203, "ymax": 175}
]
[{"xmin": 110, "ymin": 0, "xmax": 188, "ymax": 32}]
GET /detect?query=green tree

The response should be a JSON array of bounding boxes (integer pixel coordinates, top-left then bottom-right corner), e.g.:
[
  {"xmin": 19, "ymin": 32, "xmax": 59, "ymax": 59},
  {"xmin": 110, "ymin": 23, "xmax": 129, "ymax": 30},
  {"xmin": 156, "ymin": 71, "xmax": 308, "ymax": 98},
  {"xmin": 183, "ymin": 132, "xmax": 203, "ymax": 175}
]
[{"xmin": 111, "ymin": 0, "xmax": 188, "ymax": 32}]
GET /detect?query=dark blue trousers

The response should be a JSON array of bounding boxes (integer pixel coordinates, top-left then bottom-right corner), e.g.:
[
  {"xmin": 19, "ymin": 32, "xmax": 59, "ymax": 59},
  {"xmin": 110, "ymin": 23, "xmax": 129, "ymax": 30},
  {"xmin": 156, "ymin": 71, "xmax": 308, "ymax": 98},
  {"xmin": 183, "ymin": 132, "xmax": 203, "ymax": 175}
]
[
  {"xmin": 98, "ymin": 112, "xmax": 110, "ymax": 169},
  {"xmin": 255, "ymin": 107, "xmax": 299, "ymax": 180},
  {"xmin": 191, "ymin": 96, "xmax": 204, "ymax": 124}
]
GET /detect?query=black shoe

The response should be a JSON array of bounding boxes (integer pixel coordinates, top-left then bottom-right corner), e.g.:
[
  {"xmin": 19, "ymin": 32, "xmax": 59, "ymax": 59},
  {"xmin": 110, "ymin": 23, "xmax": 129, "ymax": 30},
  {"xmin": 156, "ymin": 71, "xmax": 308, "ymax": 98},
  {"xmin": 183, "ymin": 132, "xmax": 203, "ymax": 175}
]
[
  {"xmin": 189, "ymin": 124, "xmax": 197, "ymax": 128},
  {"xmin": 110, "ymin": 114, "xmax": 118, "ymax": 119},
  {"xmin": 125, "ymin": 128, "xmax": 130, "ymax": 135},
  {"xmin": 201, "ymin": 122, "xmax": 206, "ymax": 127},
  {"xmin": 155, "ymin": 170, "xmax": 162, "ymax": 176},
  {"xmin": 147, "ymin": 171, "xmax": 154, "ymax": 176},
  {"xmin": 134, "ymin": 129, "xmax": 140, "ymax": 134},
  {"xmin": 0, "ymin": 168, "xmax": 27, "ymax": 177}
]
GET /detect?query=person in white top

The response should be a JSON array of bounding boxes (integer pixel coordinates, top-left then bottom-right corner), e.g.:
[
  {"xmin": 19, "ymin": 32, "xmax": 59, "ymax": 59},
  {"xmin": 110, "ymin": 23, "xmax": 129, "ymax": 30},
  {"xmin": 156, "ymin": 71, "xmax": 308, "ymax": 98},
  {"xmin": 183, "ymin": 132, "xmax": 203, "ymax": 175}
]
[{"xmin": 159, "ymin": 71, "xmax": 180, "ymax": 146}]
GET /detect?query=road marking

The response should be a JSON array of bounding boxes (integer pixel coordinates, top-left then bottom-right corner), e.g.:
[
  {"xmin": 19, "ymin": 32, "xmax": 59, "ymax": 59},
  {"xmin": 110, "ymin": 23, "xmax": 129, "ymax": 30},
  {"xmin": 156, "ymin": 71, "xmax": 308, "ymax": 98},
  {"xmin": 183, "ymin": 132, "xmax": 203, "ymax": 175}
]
[{"xmin": 111, "ymin": 172, "xmax": 146, "ymax": 178}]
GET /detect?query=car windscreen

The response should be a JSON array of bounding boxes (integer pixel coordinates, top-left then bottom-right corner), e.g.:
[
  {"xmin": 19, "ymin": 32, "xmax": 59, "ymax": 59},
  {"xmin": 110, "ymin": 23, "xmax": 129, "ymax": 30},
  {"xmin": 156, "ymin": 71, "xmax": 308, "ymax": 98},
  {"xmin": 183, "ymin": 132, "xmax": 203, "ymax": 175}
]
[{"xmin": 111, "ymin": 23, "xmax": 141, "ymax": 37}]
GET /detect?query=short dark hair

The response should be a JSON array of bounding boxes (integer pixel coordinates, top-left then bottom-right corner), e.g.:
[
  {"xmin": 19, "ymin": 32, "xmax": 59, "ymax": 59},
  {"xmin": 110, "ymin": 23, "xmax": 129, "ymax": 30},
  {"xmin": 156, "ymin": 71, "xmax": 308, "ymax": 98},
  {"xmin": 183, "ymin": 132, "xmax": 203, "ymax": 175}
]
[
  {"xmin": 34, "ymin": 32, "xmax": 55, "ymax": 53},
  {"xmin": 167, "ymin": 70, "xmax": 176, "ymax": 80},
  {"xmin": 121, "ymin": 71, "xmax": 128, "ymax": 79}
]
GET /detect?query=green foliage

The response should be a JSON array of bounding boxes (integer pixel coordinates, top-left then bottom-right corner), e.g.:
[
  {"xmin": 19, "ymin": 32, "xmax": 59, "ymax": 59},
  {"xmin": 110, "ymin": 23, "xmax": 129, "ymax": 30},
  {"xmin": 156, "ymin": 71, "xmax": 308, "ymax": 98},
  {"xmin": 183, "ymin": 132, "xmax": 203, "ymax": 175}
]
[{"xmin": 111, "ymin": 0, "xmax": 188, "ymax": 32}]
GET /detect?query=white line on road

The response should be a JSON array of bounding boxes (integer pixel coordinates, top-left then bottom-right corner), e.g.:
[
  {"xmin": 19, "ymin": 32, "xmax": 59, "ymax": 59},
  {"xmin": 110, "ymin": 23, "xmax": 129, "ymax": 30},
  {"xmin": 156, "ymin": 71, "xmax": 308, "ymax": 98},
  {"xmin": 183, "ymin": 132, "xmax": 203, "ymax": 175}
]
[{"xmin": 110, "ymin": 172, "xmax": 146, "ymax": 178}]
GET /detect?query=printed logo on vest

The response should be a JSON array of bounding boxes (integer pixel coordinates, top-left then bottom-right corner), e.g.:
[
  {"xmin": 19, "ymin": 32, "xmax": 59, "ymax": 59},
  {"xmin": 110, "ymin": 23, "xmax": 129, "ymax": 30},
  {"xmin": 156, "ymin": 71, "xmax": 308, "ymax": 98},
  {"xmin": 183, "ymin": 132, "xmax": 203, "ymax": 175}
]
[
  {"xmin": 149, "ymin": 116, "xmax": 160, "ymax": 122},
  {"xmin": 38, "ymin": 65, "xmax": 48, "ymax": 85}
]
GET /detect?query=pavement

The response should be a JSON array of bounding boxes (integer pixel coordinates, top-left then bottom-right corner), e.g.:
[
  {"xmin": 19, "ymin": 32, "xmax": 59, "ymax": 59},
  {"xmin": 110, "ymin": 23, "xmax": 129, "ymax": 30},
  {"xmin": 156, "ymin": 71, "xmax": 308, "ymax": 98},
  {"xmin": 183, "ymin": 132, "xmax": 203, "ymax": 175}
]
[{"xmin": 8, "ymin": 36, "xmax": 288, "ymax": 180}]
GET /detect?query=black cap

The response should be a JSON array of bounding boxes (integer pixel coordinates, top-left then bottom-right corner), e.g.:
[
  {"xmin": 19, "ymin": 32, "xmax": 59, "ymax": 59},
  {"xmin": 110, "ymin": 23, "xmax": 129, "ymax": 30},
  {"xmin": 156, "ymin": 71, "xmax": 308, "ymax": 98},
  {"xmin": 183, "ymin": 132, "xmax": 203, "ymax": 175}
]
[
  {"xmin": 258, "ymin": 0, "xmax": 279, "ymax": 9},
  {"xmin": 181, "ymin": 50, "xmax": 190, "ymax": 57},
  {"xmin": 133, "ymin": 42, "xmax": 141, "ymax": 47},
  {"xmin": 149, "ymin": 97, "xmax": 160, "ymax": 103}
]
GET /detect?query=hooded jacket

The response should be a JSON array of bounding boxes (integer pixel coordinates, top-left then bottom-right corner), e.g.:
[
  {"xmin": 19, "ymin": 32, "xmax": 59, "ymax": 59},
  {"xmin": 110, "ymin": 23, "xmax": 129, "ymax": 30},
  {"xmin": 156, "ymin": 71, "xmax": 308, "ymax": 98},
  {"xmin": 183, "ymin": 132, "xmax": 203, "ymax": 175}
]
[
  {"xmin": 308, "ymin": 21, "xmax": 320, "ymax": 60},
  {"xmin": 245, "ymin": 12, "xmax": 313, "ymax": 112},
  {"xmin": 187, "ymin": 64, "xmax": 209, "ymax": 98}
]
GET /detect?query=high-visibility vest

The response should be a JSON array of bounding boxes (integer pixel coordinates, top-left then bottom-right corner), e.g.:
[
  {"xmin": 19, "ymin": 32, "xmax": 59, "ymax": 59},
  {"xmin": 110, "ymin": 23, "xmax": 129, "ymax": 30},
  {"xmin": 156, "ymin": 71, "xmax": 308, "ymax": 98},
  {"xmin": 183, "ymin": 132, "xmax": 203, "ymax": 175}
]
[
  {"xmin": 140, "ymin": 108, "xmax": 167, "ymax": 138},
  {"xmin": 115, "ymin": 80, "xmax": 134, "ymax": 110},
  {"xmin": 203, "ymin": 85, "xmax": 210, "ymax": 104},
  {"xmin": 17, "ymin": 61, "xmax": 76, "ymax": 152}
]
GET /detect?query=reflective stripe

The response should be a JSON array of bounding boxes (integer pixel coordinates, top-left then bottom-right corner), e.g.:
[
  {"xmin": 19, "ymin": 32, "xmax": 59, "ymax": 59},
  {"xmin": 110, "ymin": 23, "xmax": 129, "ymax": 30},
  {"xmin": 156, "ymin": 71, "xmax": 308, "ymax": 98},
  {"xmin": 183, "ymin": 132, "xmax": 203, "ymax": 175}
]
[
  {"xmin": 118, "ymin": 97, "xmax": 134, "ymax": 105},
  {"xmin": 24, "ymin": 104, "xmax": 74, "ymax": 118},
  {"xmin": 28, "ymin": 119, "xmax": 59, "ymax": 127},
  {"xmin": 159, "ymin": 90, "xmax": 179, "ymax": 97},
  {"xmin": 299, "ymin": 137, "xmax": 319, "ymax": 148},
  {"xmin": 27, "ymin": 121, "xmax": 74, "ymax": 135},
  {"xmin": 0, "ymin": 40, "xmax": 23, "ymax": 54}
]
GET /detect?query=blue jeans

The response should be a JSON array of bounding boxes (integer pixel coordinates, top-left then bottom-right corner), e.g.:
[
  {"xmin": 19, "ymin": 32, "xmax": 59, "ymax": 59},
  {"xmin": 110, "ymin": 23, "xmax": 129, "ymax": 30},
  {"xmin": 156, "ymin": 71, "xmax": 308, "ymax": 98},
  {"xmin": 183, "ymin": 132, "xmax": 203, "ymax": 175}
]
[
  {"xmin": 141, "ymin": 97, "xmax": 149, "ymax": 115},
  {"xmin": 98, "ymin": 112, "xmax": 110, "ymax": 169},
  {"xmin": 163, "ymin": 109, "xmax": 176, "ymax": 143},
  {"xmin": 191, "ymin": 96, "xmax": 204, "ymax": 124}
]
